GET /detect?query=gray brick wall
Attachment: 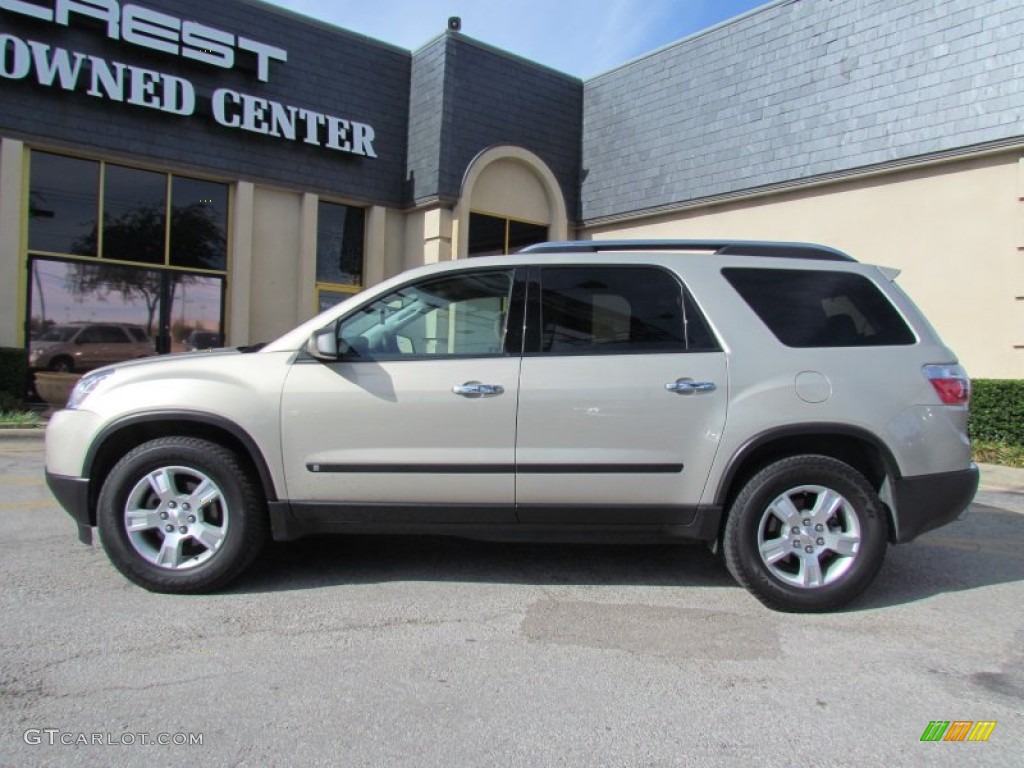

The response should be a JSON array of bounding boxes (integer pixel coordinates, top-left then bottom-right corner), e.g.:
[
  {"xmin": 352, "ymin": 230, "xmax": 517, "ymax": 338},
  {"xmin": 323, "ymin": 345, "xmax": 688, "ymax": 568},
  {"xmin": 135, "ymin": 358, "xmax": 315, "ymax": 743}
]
[
  {"xmin": 0, "ymin": 0, "xmax": 411, "ymax": 206},
  {"xmin": 581, "ymin": 0, "xmax": 1024, "ymax": 222}
]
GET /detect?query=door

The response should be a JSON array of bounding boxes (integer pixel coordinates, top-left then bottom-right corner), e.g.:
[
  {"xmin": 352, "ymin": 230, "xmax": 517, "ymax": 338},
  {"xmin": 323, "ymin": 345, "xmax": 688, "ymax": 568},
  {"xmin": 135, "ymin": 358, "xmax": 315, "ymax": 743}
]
[
  {"xmin": 515, "ymin": 265, "xmax": 728, "ymax": 523},
  {"xmin": 281, "ymin": 268, "xmax": 523, "ymax": 523}
]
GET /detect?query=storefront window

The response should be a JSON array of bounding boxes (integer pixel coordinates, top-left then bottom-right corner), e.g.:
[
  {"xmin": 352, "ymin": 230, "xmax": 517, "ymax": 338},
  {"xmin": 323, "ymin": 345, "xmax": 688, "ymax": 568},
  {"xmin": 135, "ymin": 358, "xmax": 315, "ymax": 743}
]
[
  {"xmin": 468, "ymin": 212, "xmax": 547, "ymax": 256},
  {"xmin": 103, "ymin": 164, "xmax": 167, "ymax": 264},
  {"xmin": 170, "ymin": 177, "xmax": 228, "ymax": 271},
  {"xmin": 27, "ymin": 258, "xmax": 225, "ymax": 369},
  {"xmin": 25, "ymin": 150, "xmax": 229, "ymax": 365},
  {"xmin": 28, "ymin": 152, "xmax": 100, "ymax": 256},
  {"xmin": 316, "ymin": 200, "xmax": 365, "ymax": 310}
]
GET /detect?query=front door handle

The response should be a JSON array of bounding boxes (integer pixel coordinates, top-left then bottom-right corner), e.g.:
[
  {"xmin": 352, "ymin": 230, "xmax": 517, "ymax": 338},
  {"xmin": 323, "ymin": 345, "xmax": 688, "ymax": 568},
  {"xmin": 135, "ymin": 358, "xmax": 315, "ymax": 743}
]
[
  {"xmin": 666, "ymin": 377, "xmax": 717, "ymax": 395},
  {"xmin": 453, "ymin": 381, "xmax": 505, "ymax": 398}
]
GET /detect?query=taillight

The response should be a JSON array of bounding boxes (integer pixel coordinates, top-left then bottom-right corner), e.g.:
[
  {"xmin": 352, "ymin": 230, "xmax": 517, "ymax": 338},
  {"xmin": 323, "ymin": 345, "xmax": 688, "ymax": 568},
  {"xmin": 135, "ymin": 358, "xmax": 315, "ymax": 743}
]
[{"xmin": 924, "ymin": 364, "xmax": 970, "ymax": 405}]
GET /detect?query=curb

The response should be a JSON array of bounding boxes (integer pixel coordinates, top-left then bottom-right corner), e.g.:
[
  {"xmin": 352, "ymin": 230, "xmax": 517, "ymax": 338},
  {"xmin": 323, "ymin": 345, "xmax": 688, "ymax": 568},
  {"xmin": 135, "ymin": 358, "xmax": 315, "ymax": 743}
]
[{"xmin": 0, "ymin": 428, "xmax": 45, "ymax": 440}]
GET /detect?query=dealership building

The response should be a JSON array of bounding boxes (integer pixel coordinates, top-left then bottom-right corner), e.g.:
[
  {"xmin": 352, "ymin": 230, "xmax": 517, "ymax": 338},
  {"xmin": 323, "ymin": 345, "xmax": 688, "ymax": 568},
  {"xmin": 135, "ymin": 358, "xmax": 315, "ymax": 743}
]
[{"xmin": 1, "ymin": 0, "xmax": 1022, "ymax": 377}]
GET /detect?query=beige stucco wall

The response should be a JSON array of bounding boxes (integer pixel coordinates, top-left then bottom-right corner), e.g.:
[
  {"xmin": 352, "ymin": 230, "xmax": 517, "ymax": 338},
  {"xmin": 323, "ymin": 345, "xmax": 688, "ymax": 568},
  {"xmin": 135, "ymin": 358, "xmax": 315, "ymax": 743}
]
[
  {"xmin": 584, "ymin": 152, "xmax": 1024, "ymax": 379},
  {"xmin": 0, "ymin": 138, "xmax": 24, "ymax": 347},
  {"xmin": 249, "ymin": 187, "xmax": 303, "ymax": 344},
  {"xmin": 471, "ymin": 158, "xmax": 551, "ymax": 224}
]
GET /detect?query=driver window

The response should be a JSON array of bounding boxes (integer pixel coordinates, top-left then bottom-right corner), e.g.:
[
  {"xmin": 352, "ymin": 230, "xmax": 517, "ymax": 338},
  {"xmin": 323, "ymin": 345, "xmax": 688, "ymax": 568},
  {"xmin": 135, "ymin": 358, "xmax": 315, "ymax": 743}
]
[{"xmin": 338, "ymin": 270, "xmax": 513, "ymax": 360}]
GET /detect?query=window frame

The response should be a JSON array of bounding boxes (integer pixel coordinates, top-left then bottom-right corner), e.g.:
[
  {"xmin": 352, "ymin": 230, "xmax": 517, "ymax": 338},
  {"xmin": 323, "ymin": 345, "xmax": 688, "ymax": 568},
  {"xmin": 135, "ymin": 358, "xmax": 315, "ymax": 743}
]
[
  {"xmin": 315, "ymin": 199, "xmax": 367, "ymax": 312},
  {"xmin": 721, "ymin": 266, "xmax": 917, "ymax": 348},
  {"xmin": 22, "ymin": 147, "xmax": 231, "ymax": 355},
  {"xmin": 468, "ymin": 210, "xmax": 548, "ymax": 256},
  {"xmin": 523, "ymin": 264, "xmax": 721, "ymax": 357},
  {"xmin": 326, "ymin": 266, "xmax": 527, "ymax": 363},
  {"xmin": 26, "ymin": 149, "xmax": 230, "ymax": 277}
]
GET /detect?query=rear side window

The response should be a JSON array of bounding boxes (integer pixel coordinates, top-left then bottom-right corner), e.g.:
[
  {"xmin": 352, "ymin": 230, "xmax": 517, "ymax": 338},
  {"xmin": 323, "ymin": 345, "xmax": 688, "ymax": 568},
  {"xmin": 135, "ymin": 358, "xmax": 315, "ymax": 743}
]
[
  {"xmin": 722, "ymin": 268, "xmax": 915, "ymax": 347},
  {"xmin": 537, "ymin": 266, "xmax": 719, "ymax": 354}
]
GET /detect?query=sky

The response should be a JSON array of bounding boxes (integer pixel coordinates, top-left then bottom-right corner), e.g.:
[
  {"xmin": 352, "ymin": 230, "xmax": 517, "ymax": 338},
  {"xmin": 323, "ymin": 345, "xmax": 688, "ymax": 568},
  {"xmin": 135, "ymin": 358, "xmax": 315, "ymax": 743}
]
[{"xmin": 262, "ymin": 0, "xmax": 772, "ymax": 78}]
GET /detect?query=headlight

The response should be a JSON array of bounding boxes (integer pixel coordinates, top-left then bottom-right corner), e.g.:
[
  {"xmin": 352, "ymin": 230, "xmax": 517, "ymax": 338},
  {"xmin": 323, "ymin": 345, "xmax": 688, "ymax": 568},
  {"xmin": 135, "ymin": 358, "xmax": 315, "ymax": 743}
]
[{"xmin": 66, "ymin": 370, "xmax": 115, "ymax": 410}]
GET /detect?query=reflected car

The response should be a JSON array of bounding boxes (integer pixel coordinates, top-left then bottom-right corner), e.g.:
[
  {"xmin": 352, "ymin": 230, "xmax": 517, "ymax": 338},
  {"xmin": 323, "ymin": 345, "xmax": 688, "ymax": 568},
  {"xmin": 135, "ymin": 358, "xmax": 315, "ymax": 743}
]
[
  {"xmin": 29, "ymin": 323, "xmax": 155, "ymax": 372},
  {"xmin": 184, "ymin": 330, "xmax": 223, "ymax": 351}
]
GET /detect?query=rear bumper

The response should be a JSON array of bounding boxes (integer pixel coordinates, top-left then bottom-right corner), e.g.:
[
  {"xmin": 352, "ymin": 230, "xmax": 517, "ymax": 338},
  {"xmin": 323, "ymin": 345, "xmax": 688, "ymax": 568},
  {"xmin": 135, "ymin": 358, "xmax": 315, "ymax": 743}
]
[
  {"xmin": 891, "ymin": 464, "xmax": 979, "ymax": 543},
  {"xmin": 45, "ymin": 470, "xmax": 93, "ymax": 544}
]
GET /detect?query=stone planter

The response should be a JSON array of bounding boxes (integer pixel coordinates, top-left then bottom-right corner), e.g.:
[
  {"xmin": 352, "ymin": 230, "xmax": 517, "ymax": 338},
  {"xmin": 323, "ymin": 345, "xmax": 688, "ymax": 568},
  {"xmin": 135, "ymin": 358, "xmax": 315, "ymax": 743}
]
[{"xmin": 33, "ymin": 371, "xmax": 82, "ymax": 410}]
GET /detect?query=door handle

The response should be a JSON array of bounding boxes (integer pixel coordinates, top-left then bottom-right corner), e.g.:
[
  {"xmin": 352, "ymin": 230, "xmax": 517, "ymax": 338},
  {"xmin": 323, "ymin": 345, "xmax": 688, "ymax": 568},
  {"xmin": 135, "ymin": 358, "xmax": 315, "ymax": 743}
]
[
  {"xmin": 453, "ymin": 381, "xmax": 505, "ymax": 398},
  {"xmin": 665, "ymin": 377, "xmax": 717, "ymax": 395}
]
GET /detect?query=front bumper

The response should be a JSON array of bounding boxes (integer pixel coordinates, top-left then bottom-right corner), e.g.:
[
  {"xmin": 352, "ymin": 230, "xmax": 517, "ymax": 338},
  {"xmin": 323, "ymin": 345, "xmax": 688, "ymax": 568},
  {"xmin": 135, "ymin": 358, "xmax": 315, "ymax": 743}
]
[
  {"xmin": 891, "ymin": 464, "xmax": 979, "ymax": 543},
  {"xmin": 45, "ymin": 470, "xmax": 93, "ymax": 544}
]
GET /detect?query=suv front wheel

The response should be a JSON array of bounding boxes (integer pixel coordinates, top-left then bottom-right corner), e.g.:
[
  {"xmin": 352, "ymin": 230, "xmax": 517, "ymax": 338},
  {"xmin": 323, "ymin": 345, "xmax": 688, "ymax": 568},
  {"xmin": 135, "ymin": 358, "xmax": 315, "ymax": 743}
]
[
  {"xmin": 723, "ymin": 455, "xmax": 889, "ymax": 612},
  {"xmin": 97, "ymin": 437, "xmax": 267, "ymax": 593}
]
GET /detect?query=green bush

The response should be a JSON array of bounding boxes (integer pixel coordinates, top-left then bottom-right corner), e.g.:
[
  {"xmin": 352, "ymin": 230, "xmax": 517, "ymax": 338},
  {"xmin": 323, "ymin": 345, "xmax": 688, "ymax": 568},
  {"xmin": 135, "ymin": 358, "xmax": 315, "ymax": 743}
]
[
  {"xmin": 969, "ymin": 379, "xmax": 1024, "ymax": 446},
  {"xmin": 0, "ymin": 347, "xmax": 27, "ymax": 404},
  {"xmin": 0, "ymin": 390, "xmax": 22, "ymax": 413}
]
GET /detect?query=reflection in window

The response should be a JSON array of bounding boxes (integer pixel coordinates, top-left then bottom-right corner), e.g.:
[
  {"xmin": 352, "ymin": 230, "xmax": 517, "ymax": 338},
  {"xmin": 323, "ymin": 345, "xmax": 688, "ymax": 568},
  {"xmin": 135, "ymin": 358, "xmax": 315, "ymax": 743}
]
[
  {"xmin": 28, "ymin": 152, "xmax": 99, "ymax": 256},
  {"xmin": 27, "ymin": 150, "xmax": 228, "ymax": 273},
  {"xmin": 29, "ymin": 259, "xmax": 165, "ymax": 342},
  {"xmin": 167, "ymin": 276, "xmax": 226, "ymax": 352},
  {"xmin": 28, "ymin": 258, "xmax": 225, "ymax": 361},
  {"xmin": 317, "ymin": 202, "xmax": 364, "ymax": 286},
  {"xmin": 318, "ymin": 290, "xmax": 352, "ymax": 313},
  {"xmin": 25, "ymin": 152, "xmax": 230, "ymax": 364},
  {"xmin": 170, "ymin": 177, "xmax": 228, "ymax": 271},
  {"xmin": 538, "ymin": 267, "xmax": 716, "ymax": 355},
  {"xmin": 722, "ymin": 268, "xmax": 915, "ymax": 347},
  {"xmin": 468, "ymin": 212, "xmax": 547, "ymax": 256},
  {"xmin": 103, "ymin": 165, "xmax": 167, "ymax": 264},
  {"xmin": 339, "ymin": 271, "xmax": 512, "ymax": 359}
]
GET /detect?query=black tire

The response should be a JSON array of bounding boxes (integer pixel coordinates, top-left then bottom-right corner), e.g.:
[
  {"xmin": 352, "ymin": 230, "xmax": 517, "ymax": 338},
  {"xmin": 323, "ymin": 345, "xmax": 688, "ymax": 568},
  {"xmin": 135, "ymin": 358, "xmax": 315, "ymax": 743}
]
[
  {"xmin": 97, "ymin": 437, "xmax": 267, "ymax": 593},
  {"xmin": 723, "ymin": 455, "xmax": 888, "ymax": 612},
  {"xmin": 48, "ymin": 356, "xmax": 74, "ymax": 373}
]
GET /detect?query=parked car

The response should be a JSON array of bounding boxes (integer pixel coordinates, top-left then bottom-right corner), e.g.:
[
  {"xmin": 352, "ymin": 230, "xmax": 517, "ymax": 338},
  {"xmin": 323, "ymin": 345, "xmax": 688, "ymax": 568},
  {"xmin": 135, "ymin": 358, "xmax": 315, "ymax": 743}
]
[
  {"xmin": 44, "ymin": 240, "xmax": 978, "ymax": 611},
  {"xmin": 29, "ymin": 322, "xmax": 155, "ymax": 372}
]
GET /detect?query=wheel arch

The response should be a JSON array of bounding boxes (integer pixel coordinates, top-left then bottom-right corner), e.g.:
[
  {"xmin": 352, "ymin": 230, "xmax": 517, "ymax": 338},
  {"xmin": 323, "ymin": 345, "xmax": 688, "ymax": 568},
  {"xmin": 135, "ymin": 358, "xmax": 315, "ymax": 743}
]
[
  {"xmin": 713, "ymin": 424, "xmax": 901, "ymax": 541},
  {"xmin": 83, "ymin": 411, "xmax": 279, "ymax": 526}
]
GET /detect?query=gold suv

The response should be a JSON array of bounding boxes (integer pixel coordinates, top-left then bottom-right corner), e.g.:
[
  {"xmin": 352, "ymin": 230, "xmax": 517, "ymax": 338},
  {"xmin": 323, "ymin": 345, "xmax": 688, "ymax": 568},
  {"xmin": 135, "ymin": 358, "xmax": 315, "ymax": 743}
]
[{"xmin": 29, "ymin": 323, "xmax": 155, "ymax": 372}]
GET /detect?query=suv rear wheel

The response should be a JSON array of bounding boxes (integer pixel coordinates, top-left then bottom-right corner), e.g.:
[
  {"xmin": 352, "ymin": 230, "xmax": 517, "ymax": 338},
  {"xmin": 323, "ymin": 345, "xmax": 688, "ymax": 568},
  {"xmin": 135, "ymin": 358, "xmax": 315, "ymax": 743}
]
[
  {"xmin": 723, "ymin": 455, "xmax": 888, "ymax": 612},
  {"xmin": 97, "ymin": 437, "xmax": 267, "ymax": 593}
]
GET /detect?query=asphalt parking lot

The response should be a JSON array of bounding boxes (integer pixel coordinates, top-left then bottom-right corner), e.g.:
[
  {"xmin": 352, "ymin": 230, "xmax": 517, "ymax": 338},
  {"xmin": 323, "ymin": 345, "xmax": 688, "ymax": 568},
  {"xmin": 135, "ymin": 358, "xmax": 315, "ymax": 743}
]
[{"xmin": 0, "ymin": 432, "xmax": 1021, "ymax": 767}]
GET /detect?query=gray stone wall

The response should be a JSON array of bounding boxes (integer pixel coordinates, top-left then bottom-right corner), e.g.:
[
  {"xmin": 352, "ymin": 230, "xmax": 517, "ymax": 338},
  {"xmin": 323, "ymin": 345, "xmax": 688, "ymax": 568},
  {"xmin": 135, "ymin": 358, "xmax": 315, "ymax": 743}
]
[
  {"xmin": 406, "ymin": 34, "xmax": 582, "ymax": 217},
  {"xmin": 582, "ymin": 0, "xmax": 1024, "ymax": 222},
  {"xmin": 406, "ymin": 37, "xmax": 449, "ymax": 205},
  {"xmin": 440, "ymin": 36, "xmax": 582, "ymax": 218}
]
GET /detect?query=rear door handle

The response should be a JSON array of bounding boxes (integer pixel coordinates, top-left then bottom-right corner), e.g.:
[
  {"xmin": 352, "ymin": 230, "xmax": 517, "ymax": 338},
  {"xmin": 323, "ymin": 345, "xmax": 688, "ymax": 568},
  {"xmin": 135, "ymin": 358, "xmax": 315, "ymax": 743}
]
[
  {"xmin": 453, "ymin": 381, "xmax": 505, "ymax": 398},
  {"xmin": 666, "ymin": 377, "xmax": 717, "ymax": 395}
]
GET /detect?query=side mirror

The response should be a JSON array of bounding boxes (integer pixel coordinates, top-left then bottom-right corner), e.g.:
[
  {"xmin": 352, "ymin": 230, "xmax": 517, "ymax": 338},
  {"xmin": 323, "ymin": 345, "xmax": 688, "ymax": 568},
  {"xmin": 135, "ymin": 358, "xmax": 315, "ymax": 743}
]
[{"xmin": 305, "ymin": 326, "xmax": 339, "ymax": 361}]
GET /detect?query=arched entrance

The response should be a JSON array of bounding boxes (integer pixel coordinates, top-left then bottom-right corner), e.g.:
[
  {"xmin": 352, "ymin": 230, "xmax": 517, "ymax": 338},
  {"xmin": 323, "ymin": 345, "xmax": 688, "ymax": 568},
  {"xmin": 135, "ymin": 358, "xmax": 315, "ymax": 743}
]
[{"xmin": 455, "ymin": 146, "xmax": 569, "ymax": 258}]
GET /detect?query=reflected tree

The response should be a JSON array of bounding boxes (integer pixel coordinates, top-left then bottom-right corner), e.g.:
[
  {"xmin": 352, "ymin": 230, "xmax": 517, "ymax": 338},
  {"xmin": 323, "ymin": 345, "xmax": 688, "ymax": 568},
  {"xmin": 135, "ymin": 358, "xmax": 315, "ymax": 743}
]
[
  {"xmin": 65, "ymin": 202, "xmax": 221, "ymax": 335},
  {"xmin": 170, "ymin": 202, "xmax": 227, "ymax": 270}
]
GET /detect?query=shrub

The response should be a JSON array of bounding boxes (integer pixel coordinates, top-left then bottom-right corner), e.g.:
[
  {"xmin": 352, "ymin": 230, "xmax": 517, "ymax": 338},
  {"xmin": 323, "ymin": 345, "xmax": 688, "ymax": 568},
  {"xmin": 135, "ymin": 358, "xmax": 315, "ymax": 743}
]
[
  {"xmin": 969, "ymin": 379, "xmax": 1024, "ymax": 446},
  {"xmin": 0, "ymin": 347, "xmax": 27, "ymax": 404}
]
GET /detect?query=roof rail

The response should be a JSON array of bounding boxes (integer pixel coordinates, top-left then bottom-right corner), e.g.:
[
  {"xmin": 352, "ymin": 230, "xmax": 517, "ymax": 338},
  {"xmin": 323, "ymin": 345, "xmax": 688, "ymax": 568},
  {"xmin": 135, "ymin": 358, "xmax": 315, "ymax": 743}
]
[{"xmin": 517, "ymin": 240, "xmax": 856, "ymax": 262}]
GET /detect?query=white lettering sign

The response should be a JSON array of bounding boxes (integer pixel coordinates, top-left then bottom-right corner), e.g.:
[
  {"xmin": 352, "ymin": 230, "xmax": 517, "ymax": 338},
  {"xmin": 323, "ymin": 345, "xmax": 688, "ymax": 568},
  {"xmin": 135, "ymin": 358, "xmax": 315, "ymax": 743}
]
[
  {"xmin": 0, "ymin": 0, "xmax": 287, "ymax": 82},
  {"xmin": 0, "ymin": 3, "xmax": 379, "ymax": 158}
]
